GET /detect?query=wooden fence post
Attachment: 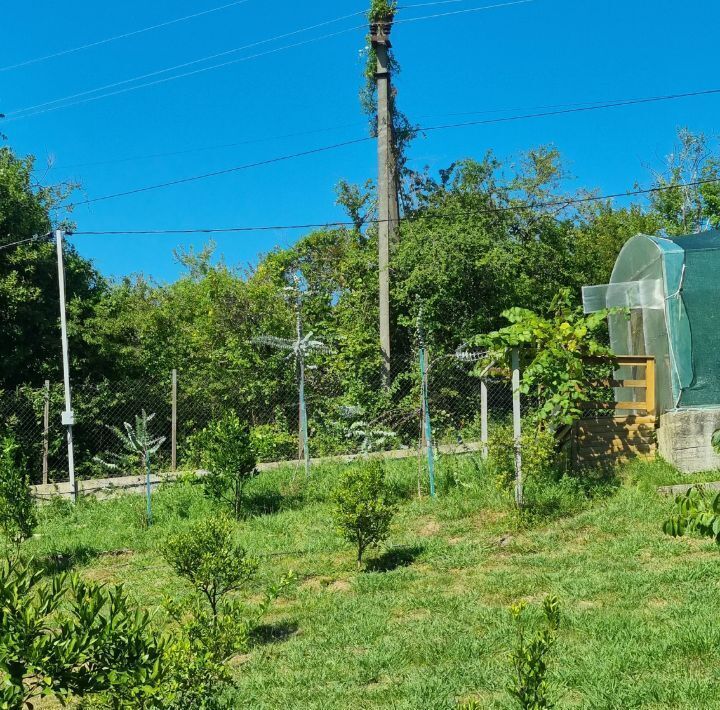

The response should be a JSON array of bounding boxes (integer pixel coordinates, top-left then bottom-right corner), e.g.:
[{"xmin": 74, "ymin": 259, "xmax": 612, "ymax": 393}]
[
  {"xmin": 42, "ymin": 380, "xmax": 50, "ymax": 485},
  {"xmin": 511, "ymin": 348, "xmax": 523, "ymax": 509},
  {"xmin": 171, "ymin": 369, "xmax": 177, "ymax": 472}
]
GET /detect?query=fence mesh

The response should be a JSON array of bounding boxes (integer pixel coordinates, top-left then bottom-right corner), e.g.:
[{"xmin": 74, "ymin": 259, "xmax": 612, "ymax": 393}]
[{"xmin": 0, "ymin": 350, "xmax": 529, "ymax": 485}]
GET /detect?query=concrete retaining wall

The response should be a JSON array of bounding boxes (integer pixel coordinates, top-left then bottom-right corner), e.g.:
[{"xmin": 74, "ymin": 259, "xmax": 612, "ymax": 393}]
[
  {"xmin": 657, "ymin": 408, "xmax": 720, "ymax": 473},
  {"xmin": 32, "ymin": 440, "xmax": 484, "ymax": 500}
]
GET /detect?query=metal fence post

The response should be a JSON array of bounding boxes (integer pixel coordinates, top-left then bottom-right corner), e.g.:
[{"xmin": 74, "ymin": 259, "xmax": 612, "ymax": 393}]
[
  {"xmin": 55, "ymin": 230, "xmax": 76, "ymax": 501},
  {"xmin": 511, "ymin": 348, "xmax": 523, "ymax": 509},
  {"xmin": 42, "ymin": 380, "xmax": 50, "ymax": 484},
  {"xmin": 419, "ymin": 346, "xmax": 436, "ymax": 498},
  {"xmin": 171, "ymin": 369, "xmax": 177, "ymax": 472}
]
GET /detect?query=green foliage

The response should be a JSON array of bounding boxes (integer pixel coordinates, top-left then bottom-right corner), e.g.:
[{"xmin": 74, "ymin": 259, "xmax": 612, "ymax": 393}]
[
  {"xmin": 0, "ymin": 147, "xmax": 105, "ymax": 391},
  {"xmin": 250, "ymin": 421, "xmax": 297, "ymax": 463},
  {"xmin": 332, "ymin": 461, "xmax": 396, "ymax": 567},
  {"xmin": 663, "ymin": 486, "xmax": 720, "ymax": 542},
  {"xmin": 473, "ymin": 289, "xmax": 614, "ymax": 427},
  {"xmin": 95, "ymin": 409, "xmax": 166, "ymax": 475},
  {"xmin": 487, "ymin": 423, "xmax": 558, "ymax": 490},
  {"xmin": 163, "ymin": 515, "xmax": 258, "ymax": 617},
  {"xmin": 0, "ymin": 436, "xmax": 36, "ymax": 547},
  {"xmin": 0, "ymin": 557, "xmax": 166, "ymax": 709},
  {"xmin": 508, "ymin": 595, "xmax": 561, "ymax": 709},
  {"xmin": 195, "ymin": 412, "xmax": 258, "ymax": 518}
]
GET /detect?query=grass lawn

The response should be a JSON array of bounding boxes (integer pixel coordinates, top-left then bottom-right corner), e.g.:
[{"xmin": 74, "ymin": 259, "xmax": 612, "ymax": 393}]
[{"xmin": 22, "ymin": 454, "xmax": 720, "ymax": 709}]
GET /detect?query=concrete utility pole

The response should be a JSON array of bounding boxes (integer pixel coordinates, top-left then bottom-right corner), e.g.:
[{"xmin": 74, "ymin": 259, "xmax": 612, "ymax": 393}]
[
  {"xmin": 371, "ymin": 17, "xmax": 400, "ymax": 387},
  {"xmin": 55, "ymin": 230, "xmax": 77, "ymax": 501}
]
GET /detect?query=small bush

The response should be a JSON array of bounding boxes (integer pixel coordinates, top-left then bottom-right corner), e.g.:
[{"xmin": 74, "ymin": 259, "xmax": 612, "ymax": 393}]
[
  {"xmin": 0, "ymin": 436, "xmax": 37, "ymax": 548},
  {"xmin": 508, "ymin": 595, "xmax": 561, "ymax": 709},
  {"xmin": 0, "ymin": 556, "xmax": 166, "ymax": 708},
  {"xmin": 196, "ymin": 412, "xmax": 258, "ymax": 518},
  {"xmin": 488, "ymin": 423, "xmax": 558, "ymax": 491},
  {"xmin": 332, "ymin": 461, "xmax": 397, "ymax": 568},
  {"xmin": 163, "ymin": 515, "xmax": 258, "ymax": 617}
]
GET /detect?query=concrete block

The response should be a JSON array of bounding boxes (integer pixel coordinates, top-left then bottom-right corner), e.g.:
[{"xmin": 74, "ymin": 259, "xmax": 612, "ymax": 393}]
[{"xmin": 658, "ymin": 408, "xmax": 720, "ymax": 473}]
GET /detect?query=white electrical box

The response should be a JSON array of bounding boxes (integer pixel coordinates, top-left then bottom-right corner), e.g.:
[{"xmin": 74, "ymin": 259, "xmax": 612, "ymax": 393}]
[{"xmin": 61, "ymin": 410, "xmax": 75, "ymax": 426}]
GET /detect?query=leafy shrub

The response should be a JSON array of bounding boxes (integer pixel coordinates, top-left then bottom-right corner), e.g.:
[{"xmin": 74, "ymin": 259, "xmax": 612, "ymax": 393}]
[
  {"xmin": 195, "ymin": 412, "xmax": 258, "ymax": 518},
  {"xmin": 508, "ymin": 595, "xmax": 561, "ymax": 709},
  {"xmin": 250, "ymin": 422, "xmax": 297, "ymax": 463},
  {"xmin": 663, "ymin": 486, "xmax": 720, "ymax": 542},
  {"xmin": 0, "ymin": 556, "xmax": 166, "ymax": 708},
  {"xmin": 162, "ymin": 515, "xmax": 294, "ymax": 700},
  {"xmin": 163, "ymin": 515, "xmax": 258, "ymax": 617},
  {"xmin": 488, "ymin": 423, "xmax": 558, "ymax": 491},
  {"xmin": 332, "ymin": 461, "xmax": 397, "ymax": 568},
  {"xmin": 0, "ymin": 436, "xmax": 37, "ymax": 548}
]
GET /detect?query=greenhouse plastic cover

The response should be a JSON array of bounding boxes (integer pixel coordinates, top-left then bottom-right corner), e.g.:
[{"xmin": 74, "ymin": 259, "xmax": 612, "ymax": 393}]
[{"xmin": 584, "ymin": 230, "xmax": 720, "ymax": 411}]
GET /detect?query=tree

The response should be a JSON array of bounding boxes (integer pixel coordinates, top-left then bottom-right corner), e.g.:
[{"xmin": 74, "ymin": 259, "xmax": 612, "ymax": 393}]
[
  {"xmin": 648, "ymin": 128, "xmax": 720, "ymax": 235},
  {"xmin": 163, "ymin": 516, "xmax": 258, "ymax": 618},
  {"xmin": 0, "ymin": 436, "xmax": 37, "ymax": 549},
  {"xmin": 0, "ymin": 146, "xmax": 105, "ymax": 389},
  {"xmin": 195, "ymin": 412, "xmax": 258, "ymax": 518},
  {"xmin": 332, "ymin": 461, "xmax": 396, "ymax": 568}
]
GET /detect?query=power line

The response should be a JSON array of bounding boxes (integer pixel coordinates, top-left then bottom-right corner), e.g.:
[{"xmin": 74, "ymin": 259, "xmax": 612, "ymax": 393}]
[
  {"xmin": 419, "ymin": 88, "xmax": 720, "ymax": 133},
  {"xmin": 57, "ymin": 122, "xmax": 367, "ymax": 171},
  {"xmin": 0, "ymin": 234, "xmax": 51, "ymax": 252},
  {"xmin": 66, "ymin": 137, "xmax": 373, "ymax": 207},
  {"xmin": 395, "ymin": 0, "xmax": 533, "ymax": 25},
  {"xmin": 5, "ymin": 1, "xmax": 532, "ymax": 121},
  {"xmin": 62, "ymin": 87, "xmax": 720, "ymax": 206},
  {"xmin": 0, "ymin": 0, "xmax": 255, "ymax": 73},
  {"xmin": 68, "ymin": 177, "xmax": 720, "ymax": 236},
  {"xmin": 52, "ymin": 87, "xmax": 720, "ymax": 172},
  {"xmin": 4, "ymin": 11, "xmax": 369, "ymax": 120}
]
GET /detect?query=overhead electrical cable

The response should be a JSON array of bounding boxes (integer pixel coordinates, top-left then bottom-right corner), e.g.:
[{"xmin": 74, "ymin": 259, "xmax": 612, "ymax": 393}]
[
  {"xmin": 0, "ymin": 0, "xmax": 255, "ymax": 73},
  {"xmin": 58, "ymin": 87, "xmax": 720, "ymax": 206},
  {"xmin": 0, "ymin": 234, "xmax": 52, "ymax": 252},
  {"xmin": 68, "ymin": 177, "xmax": 720, "ymax": 236},
  {"xmin": 51, "ymin": 87, "xmax": 720, "ymax": 172},
  {"xmin": 66, "ymin": 137, "xmax": 373, "ymax": 207},
  {"xmin": 5, "ymin": 1, "xmax": 532, "ymax": 121},
  {"xmin": 3, "ymin": 10, "xmax": 369, "ymax": 120}
]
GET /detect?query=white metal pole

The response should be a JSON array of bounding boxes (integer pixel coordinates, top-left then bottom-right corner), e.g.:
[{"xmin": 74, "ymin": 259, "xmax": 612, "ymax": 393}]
[
  {"xmin": 56, "ymin": 230, "xmax": 77, "ymax": 501},
  {"xmin": 481, "ymin": 377, "xmax": 488, "ymax": 459},
  {"xmin": 511, "ymin": 348, "xmax": 523, "ymax": 509}
]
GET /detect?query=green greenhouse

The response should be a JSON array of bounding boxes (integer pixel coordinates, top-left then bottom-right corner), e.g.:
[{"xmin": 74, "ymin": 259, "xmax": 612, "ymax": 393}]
[{"xmin": 583, "ymin": 229, "xmax": 720, "ymax": 472}]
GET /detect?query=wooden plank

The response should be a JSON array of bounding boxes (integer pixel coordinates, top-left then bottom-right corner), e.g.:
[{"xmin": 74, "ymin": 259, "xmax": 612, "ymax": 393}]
[
  {"xmin": 577, "ymin": 442, "xmax": 656, "ymax": 456},
  {"xmin": 576, "ymin": 433, "xmax": 656, "ymax": 447},
  {"xmin": 580, "ymin": 401, "xmax": 649, "ymax": 412},
  {"xmin": 645, "ymin": 358, "xmax": 656, "ymax": 417},
  {"xmin": 578, "ymin": 415, "xmax": 657, "ymax": 428},
  {"xmin": 608, "ymin": 379, "xmax": 647, "ymax": 388}
]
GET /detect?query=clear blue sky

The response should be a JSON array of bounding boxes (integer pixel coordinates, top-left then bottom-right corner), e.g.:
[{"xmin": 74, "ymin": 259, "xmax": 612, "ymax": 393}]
[{"xmin": 2, "ymin": 0, "xmax": 719, "ymax": 282}]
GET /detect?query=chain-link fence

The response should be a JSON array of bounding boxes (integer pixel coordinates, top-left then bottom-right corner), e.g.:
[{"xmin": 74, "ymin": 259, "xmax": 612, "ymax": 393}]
[{"xmin": 0, "ymin": 349, "xmax": 529, "ymax": 485}]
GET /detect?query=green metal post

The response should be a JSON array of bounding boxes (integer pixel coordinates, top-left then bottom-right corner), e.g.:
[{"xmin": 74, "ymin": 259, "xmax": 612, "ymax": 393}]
[
  {"xmin": 145, "ymin": 451, "xmax": 153, "ymax": 526},
  {"xmin": 299, "ymin": 356, "xmax": 310, "ymax": 477},
  {"xmin": 420, "ymin": 347, "xmax": 436, "ymax": 497}
]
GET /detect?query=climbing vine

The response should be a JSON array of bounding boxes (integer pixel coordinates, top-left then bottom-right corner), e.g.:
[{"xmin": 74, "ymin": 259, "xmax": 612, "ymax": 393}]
[
  {"xmin": 361, "ymin": 0, "xmax": 416, "ymax": 191},
  {"xmin": 471, "ymin": 289, "xmax": 616, "ymax": 429}
]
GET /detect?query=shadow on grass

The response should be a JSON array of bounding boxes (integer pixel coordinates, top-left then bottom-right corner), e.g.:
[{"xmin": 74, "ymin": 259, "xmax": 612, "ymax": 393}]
[
  {"xmin": 365, "ymin": 544, "xmax": 425, "ymax": 573},
  {"xmin": 35, "ymin": 545, "xmax": 101, "ymax": 574},
  {"xmin": 244, "ymin": 489, "xmax": 305, "ymax": 517},
  {"xmin": 251, "ymin": 620, "xmax": 299, "ymax": 646}
]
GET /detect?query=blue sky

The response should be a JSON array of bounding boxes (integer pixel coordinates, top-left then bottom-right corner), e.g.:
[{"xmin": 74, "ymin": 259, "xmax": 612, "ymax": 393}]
[{"xmin": 2, "ymin": 0, "xmax": 719, "ymax": 282}]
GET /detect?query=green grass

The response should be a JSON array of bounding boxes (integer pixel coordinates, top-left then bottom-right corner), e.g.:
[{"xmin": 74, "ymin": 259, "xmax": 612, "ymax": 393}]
[{"xmin": 21, "ymin": 455, "xmax": 720, "ymax": 709}]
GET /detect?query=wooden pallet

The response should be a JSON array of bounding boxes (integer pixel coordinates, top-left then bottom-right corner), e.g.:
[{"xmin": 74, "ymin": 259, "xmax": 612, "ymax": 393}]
[{"xmin": 566, "ymin": 356, "xmax": 658, "ymax": 469}]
